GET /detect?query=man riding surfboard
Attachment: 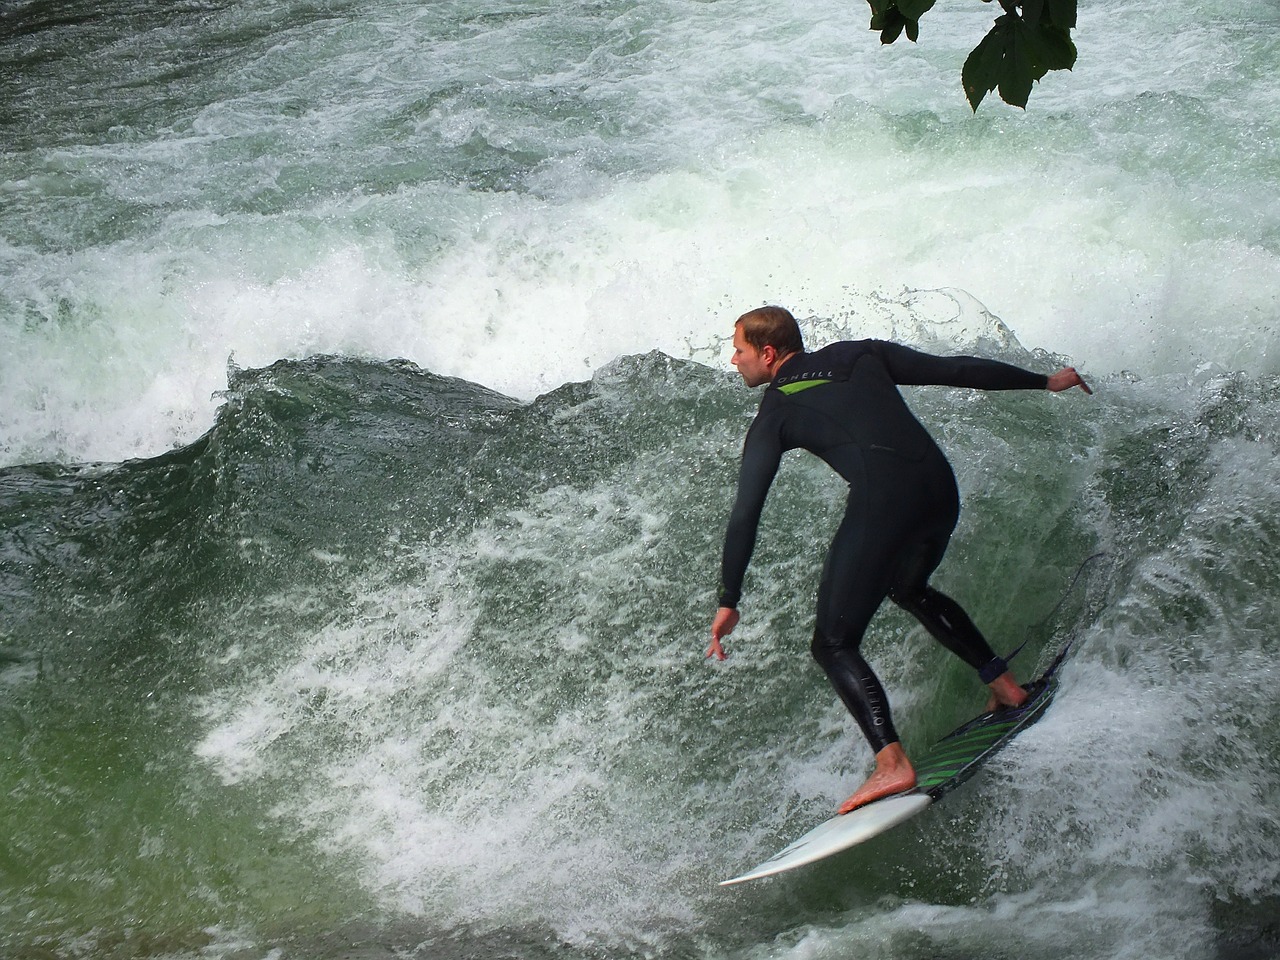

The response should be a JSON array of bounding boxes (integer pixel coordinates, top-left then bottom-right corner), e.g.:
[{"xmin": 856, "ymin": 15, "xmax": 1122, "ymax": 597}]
[{"xmin": 708, "ymin": 306, "xmax": 1091, "ymax": 814}]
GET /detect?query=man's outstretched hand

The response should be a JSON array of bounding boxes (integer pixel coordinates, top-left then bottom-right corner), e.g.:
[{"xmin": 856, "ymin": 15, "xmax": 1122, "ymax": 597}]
[
  {"xmin": 707, "ymin": 606, "xmax": 739, "ymax": 660},
  {"xmin": 1047, "ymin": 367, "xmax": 1092, "ymax": 394}
]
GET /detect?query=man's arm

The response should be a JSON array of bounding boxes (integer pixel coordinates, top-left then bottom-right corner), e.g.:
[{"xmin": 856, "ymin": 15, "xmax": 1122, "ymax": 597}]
[
  {"xmin": 707, "ymin": 421, "xmax": 782, "ymax": 659},
  {"xmin": 874, "ymin": 340, "xmax": 1056, "ymax": 391}
]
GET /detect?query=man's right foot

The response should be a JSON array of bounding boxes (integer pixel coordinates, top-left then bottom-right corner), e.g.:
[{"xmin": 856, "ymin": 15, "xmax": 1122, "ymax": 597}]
[{"xmin": 837, "ymin": 742, "xmax": 916, "ymax": 815}]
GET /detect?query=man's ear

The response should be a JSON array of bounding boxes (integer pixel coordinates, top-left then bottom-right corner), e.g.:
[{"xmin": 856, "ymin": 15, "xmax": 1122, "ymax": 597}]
[{"xmin": 761, "ymin": 344, "xmax": 777, "ymax": 365}]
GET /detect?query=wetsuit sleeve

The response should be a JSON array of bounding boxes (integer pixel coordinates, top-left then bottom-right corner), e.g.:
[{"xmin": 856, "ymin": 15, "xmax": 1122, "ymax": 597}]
[
  {"xmin": 873, "ymin": 341, "xmax": 1049, "ymax": 391},
  {"xmin": 718, "ymin": 417, "xmax": 783, "ymax": 609}
]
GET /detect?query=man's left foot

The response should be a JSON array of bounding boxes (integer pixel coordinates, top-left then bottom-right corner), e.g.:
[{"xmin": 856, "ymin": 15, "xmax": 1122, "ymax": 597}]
[{"xmin": 984, "ymin": 671, "xmax": 1029, "ymax": 713}]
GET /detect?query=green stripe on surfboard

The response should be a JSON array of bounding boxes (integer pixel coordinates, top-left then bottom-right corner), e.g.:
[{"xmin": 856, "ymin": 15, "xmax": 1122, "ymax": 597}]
[{"xmin": 910, "ymin": 675, "xmax": 1058, "ymax": 798}]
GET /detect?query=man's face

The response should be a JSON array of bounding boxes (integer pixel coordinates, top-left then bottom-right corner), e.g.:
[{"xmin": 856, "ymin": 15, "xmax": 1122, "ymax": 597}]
[{"xmin": 731, "ymin": 324, "xmax": 772, "ymax": 388}]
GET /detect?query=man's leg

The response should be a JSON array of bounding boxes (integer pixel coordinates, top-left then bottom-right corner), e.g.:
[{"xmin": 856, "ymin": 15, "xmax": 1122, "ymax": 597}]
[
  {"xmin": 890, "ymin": 576, "xmax": 1027, "ymax": 710},
  {"xmin": 810, "ymin": 632, "xmax": 899, "ymax": 752},
  {"xmin": 811, "ymin": 632, "xmax": 920, "ymax": 813},
  {"xmin": 811, "ymin": 500, "xmax": 918, "ymax": 813}
]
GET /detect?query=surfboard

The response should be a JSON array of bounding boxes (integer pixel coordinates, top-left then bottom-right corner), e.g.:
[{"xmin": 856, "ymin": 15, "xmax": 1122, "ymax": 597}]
[{"xmin": 719, "ymin": 646, "xmax": 1068, "ymax": 886}]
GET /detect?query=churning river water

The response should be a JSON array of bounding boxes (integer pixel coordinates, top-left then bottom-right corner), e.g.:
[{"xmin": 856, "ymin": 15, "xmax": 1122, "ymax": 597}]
[{"xmin": 2, "ymin": 0, "xmax": 1278, "ymax": 957}]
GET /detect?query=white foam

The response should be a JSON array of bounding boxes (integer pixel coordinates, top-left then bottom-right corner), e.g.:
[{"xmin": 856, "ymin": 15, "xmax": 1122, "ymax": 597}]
[
  {"xmin": 193, "ymin": 445, "xmax": 807, "ymax": 939},
  {"xmin": 749, "ymin": 875, "xmax": 1216, "ymax": 960},
  {"xmin": 4, "ymin": 0, "xmax": 1280, "ymax": 466}
]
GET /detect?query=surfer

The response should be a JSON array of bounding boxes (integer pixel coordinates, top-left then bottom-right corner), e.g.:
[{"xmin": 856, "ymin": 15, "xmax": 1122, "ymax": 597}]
[{"xmin": 708, "ymin": 306, "xmax": 1091, "ymax": 814}]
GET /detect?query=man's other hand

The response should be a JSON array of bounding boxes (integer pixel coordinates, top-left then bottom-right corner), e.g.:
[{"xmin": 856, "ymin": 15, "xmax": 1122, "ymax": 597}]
[{"xmin": 708, "ymin": 607, "xmax": 739, "ymax": 660}]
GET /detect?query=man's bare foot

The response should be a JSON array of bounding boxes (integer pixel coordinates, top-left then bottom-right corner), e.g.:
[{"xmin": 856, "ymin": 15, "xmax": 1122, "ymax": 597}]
[
  {"xmin": 837, "ymin": 742, "xmax": 917, "ymax": 815},
  {"xmin": 984, "ymin": 671, "xmax": 1029, "ymax": 713}
]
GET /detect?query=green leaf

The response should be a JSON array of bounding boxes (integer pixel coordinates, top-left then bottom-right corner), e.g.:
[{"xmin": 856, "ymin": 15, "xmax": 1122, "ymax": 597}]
[
  {"xmin": 905, "ymin": 17, "xmax": 919, "ymax": 41},
  {"xmin": 897, "ymin": 0, "xmax": 936, "ymax": 20},
  {"xmin": 1037, "ymin": 25, "xmax": 1077, "ymax": 70},
  {"xmin": 1047, "ymin": 0, "xmax": 1077, "ymax": 29},
  {"xmin": 871, "ymin": 7, "xmax": 909, "ymax": 43},
  {"xmin": 869, "ymin": 4, "xmax": 899, "ymax": 30},
  {"xmin": 998, "ymin": 68, "xmax": 1034, "ymax": 108},
  {"xmin": 962, "ymin": 21, "xmax": 1011, "ymax": 111},
  {"xmin": 1013, "ymin": 19, "xmax": 1077, "ymax": 76},
  {"xmin": 1012, "ymin": 20, "xmax": 1049, "ymax": 81}
]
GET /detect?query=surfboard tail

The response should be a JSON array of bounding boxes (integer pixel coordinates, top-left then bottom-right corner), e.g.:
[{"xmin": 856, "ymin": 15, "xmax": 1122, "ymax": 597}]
[{"xmin": 719, "ymin": 793, "xmax": 934, "ymax": 886}]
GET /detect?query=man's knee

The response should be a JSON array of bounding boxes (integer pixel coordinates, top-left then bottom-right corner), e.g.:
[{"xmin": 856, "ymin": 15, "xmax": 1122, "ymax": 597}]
[
  {"xmin": 888, "ymin": 583, "xmax": 929, "ymax": 615},
  {"xmin": 810, "ymin": 624, "xmax": 876, "ymax": 673},
  {"xmin": 810, "ymin": 627, "xmax": 839, "ymax": 667},
  {"xmin": 812, "ymin": 625, "xmax": 867, "ymax": 669}
]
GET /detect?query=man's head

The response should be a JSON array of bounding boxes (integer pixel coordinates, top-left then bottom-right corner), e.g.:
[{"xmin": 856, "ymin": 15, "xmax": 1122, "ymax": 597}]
[{"xmin": 732, "ymin": 306, "xmax": 804, "ymax": 387}]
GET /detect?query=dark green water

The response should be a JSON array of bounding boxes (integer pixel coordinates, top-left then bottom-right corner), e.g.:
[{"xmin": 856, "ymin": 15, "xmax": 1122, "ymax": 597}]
[{"xmin": 3, "ymin": 340, "xmax": 1278, "ymax": 958}]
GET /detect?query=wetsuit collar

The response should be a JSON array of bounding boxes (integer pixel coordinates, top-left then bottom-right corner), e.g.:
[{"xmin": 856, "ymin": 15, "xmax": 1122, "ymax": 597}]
[{"xmin": 770, "ymin": 351, "xmax": 804, "ymax": 384}]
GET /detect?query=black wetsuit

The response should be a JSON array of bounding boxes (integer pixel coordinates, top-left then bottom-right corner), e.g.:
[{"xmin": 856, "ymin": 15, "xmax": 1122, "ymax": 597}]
[{"xmin": 718, "ymin": 340, "xmax": 1048, "ymax": 753}]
